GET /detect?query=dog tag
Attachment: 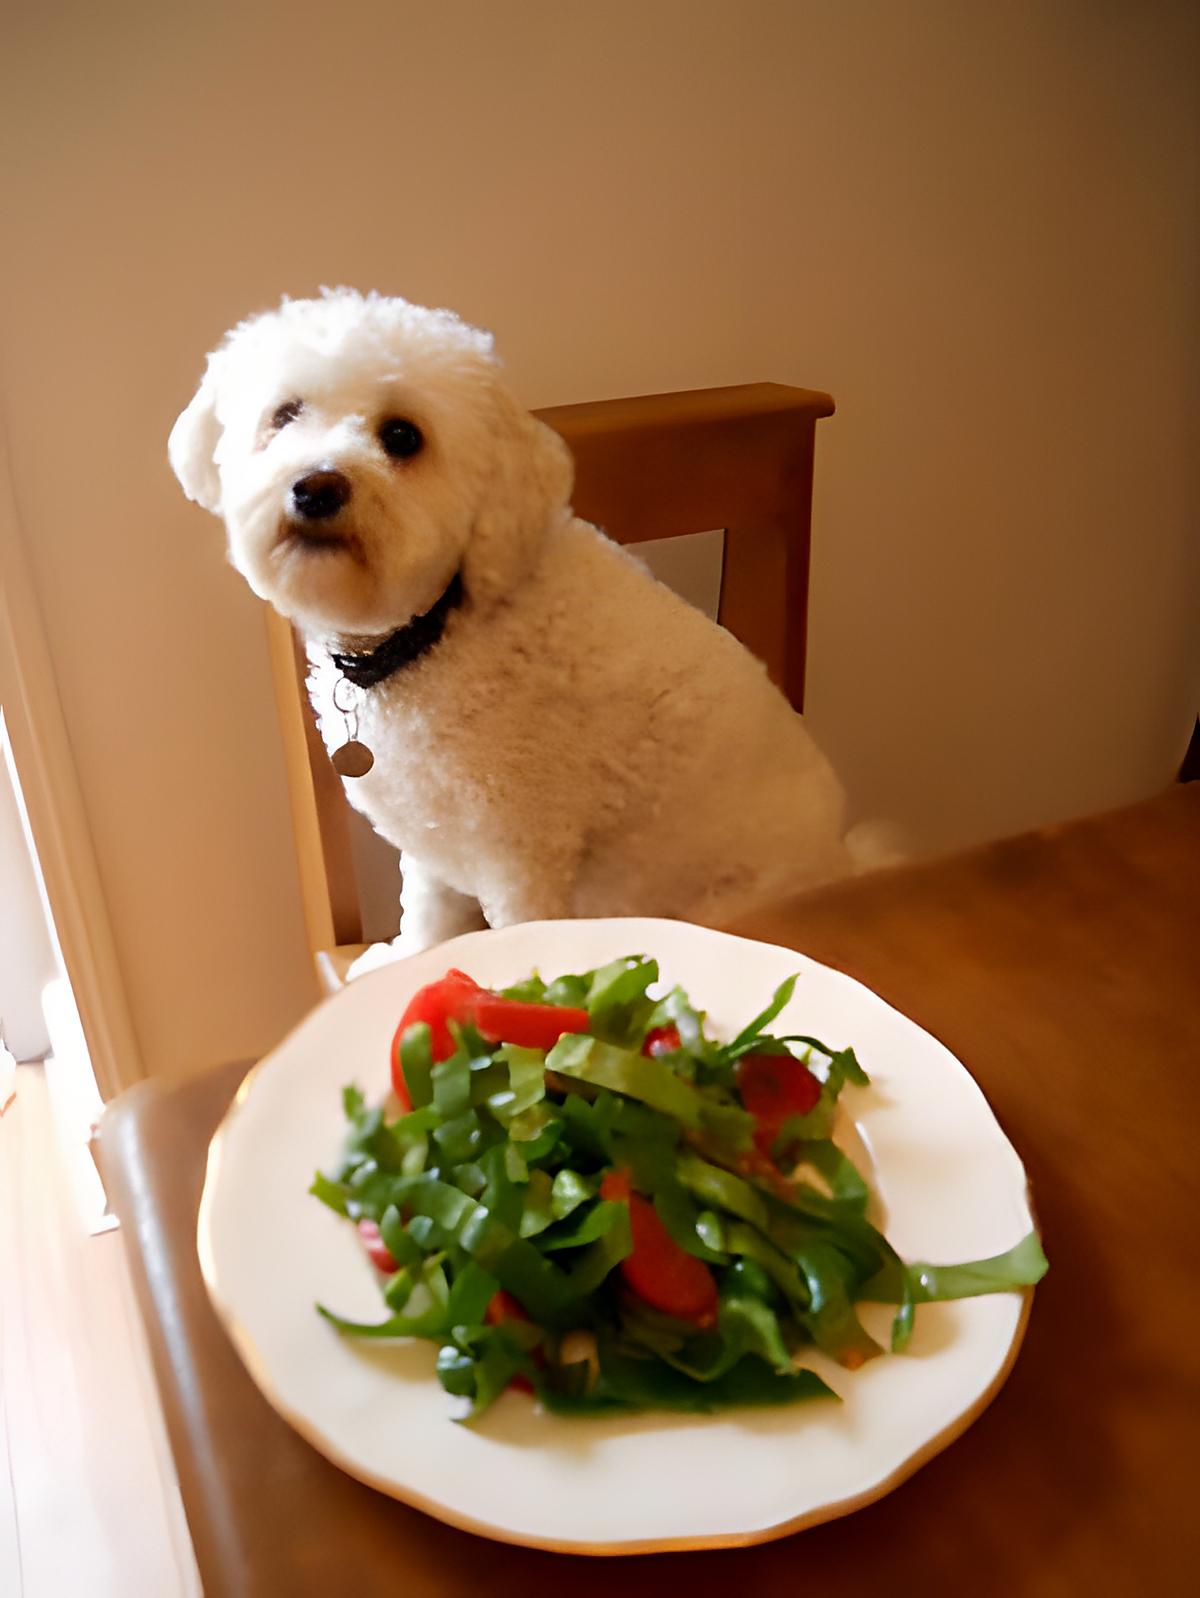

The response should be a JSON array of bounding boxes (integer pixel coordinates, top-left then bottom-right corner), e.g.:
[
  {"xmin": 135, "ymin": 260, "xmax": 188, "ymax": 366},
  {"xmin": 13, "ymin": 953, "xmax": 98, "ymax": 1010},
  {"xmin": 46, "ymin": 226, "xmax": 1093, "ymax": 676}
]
[{"xmin": 332, "ymin": 739, "xmax": 375, "ymax": 778}]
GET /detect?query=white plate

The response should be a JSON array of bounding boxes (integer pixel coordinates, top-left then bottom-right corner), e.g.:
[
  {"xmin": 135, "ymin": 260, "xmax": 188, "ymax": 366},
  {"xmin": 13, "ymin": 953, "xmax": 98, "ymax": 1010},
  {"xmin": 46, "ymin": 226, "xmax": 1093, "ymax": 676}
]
[{"xmin": 198, "ymin": 918, "xmax": 1036, "ymax": 1554}]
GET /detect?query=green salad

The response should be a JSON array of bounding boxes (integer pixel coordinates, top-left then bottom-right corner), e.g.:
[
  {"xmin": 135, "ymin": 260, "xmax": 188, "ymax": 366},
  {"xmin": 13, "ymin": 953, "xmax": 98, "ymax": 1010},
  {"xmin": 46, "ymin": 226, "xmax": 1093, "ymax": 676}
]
[{"xmin": 310, "ymin": 955, "xmax": 1047, "ymax": 1419}]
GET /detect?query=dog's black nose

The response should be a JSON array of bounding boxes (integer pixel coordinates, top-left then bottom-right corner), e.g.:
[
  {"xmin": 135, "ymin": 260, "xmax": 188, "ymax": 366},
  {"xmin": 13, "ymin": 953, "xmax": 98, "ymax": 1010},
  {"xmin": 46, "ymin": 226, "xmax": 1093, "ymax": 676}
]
[{"xmin": 291, "ymin": 469, "xmax": 351, "ymax": 520}]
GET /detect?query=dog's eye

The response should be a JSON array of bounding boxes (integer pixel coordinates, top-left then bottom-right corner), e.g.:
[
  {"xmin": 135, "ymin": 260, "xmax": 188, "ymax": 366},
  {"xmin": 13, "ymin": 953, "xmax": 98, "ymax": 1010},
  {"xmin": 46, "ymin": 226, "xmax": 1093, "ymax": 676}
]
[
  {"xmin": 378, "ymin": 418, "xmax": 424, "ymax": 460},
  {"xmin": 271, "ymin": 399, "xmax": 303, "ymax": 431}
]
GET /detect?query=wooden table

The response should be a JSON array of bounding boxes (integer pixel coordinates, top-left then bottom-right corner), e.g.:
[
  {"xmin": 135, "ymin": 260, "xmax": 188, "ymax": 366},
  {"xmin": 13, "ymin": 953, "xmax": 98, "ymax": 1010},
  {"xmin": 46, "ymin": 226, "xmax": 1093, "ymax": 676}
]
[{"xmin": 99, "ymin": 787, "xmax": 1200, "ymax": 1596}]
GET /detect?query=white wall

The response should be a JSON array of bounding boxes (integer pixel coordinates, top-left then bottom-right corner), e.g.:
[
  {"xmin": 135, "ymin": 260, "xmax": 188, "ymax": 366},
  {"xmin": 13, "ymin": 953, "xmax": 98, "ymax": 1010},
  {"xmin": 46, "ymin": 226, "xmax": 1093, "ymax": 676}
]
[{"xmin": 0, "ymin": 1, "xmax": 1195, "ymax": 1079}]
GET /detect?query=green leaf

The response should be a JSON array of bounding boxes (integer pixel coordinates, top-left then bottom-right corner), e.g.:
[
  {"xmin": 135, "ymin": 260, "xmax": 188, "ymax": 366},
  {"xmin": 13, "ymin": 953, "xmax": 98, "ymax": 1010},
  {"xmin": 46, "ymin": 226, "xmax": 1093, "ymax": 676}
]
[
  {"xmin": 476, "ymin": 1142, "xmax": 524, "ymax": 1233},
  {"xmin": 309, "ymin": 1171, "xmax": 349, "ymax": 1216},
  {"xmin": 557, "ymin": 1091, "xmax": 621, "ymax": 1161},
  {"xmin": 390, "ymin": 1104, "xmax": 442, "ymax": 1137},
  {"xmin": 722, "ymin": 1256, "xmax": 777, "ymax": 1304},
  {"xmin": 652, "ymin": 1182, "xmax": 729, "ymax": 1264},
  {"xmin": 580, "ymin": 956, "xmax": 661, "ymax": 1049},
  {"xmin": 491, "ymin": 1045, "xmax": 546, "ymax": 1122},
  {"xmin": 793, "ymin": 1139, "xmax": 871, "ymax": 1212},
  {"xmin": 466, "ymin": 1058, "xmax": 509, "ymax": 1110},
  {"xmin": 397, "ymin": 1024, "xmax": 435, "ymax": 1109},
  {"xmin": 548, "ymin": 1035, "xmax": 701, "ymax": 1124},
  {"xmin": 435, "ymin": 1343, "xmax": 476, "ymax": 1397},
  {"xmin": 826, "ymin": 1045, "xmax": 870, "ymax": 1091},
  {"xmin": 773, "ymin": 1097, "xmax": 837, "ymax": 1147},
  {"xmin": 508, "ymin": 1102, "xmax": 558, "ymax": 1144},
  {"xmin": 431, "ymin": 1051, "xmax": 472, "ymax": 1120},
  {"xmin": 544, "ymin": 972, "xmax": 590, "ymax": 1008},
  {"xmin": 383, "ymin": 1266, "xmax": 418, "ymax": 1312},
  {"xmin": 716, "ymin": 1297, "xmax": 793, "ymax": 1375},
  {"xmin": 437, "ymin": 1324, "xmax": 537, "ymax": 1418},
  {"xmin": 445, "ymin": 1261, "xmax": 500, "ymax": 1327},
  {"xmin": 548, "ymin": 1036, "xmax": 753, "ymax": 1155},
  {"xmin": 863, "ymin": 1230, "xmax": 1049, "ymax": 1307},
  {"xmin": 404, "ymin": 1176, "xmax": 577, "ymax": 1326},
  {"xmin": 891, "ymin": 1291, "xmax": 915, "ymax": 1353},
  {"xmin": 406, "ymin": 1214, "xmax": 442, "ymax": 1251},
  {"xmin": 719, "ymin": 974, "xmax": 799, "ymax": 1061},
  {"xmin": 553, "ymin": 1343, "xmax": 836, "ymax": 1414},
  {"xmin": 675, "ymin": 1152, "xmax": 773, "ymax": 1232},
  {"xmin": 341, "ymin": 1162, "xmax": 419, "ymax": 1222},
  {"xmin": 723, "ymin": 1221, "xmax": 810, "ymax": 1307},
  {"xmin": 378, "ymin": 1205, "xmax": 425, "ymax": 1272},
  {"xmin": 318, "ymin": 1302, "xmax": 444, "ymax": 1339},
  {"xmin": 451, "ymin": 1161, "xmax": 488, "ymax": 1197},
  {"xmin": 503, "ymin": 1142, "xmax": 529, "ymax": 1185},
  {"xmin": 498, "ymin": 973, "xmax": 548, "ymax": 1003},
  {"xmin": 792, "ymin": 1238, "xmax": 884, "ymax": 1368},
  {"xmin": 433, "ymin": 1108, "xmax": 486, "ymax": 1165},
  {"xmin": 586, "ymin": 956, "xmax": 658, "ymax": 1020},
  {"xmin": 912, "ymin": 1230, "xmax": 1049, "ymax": 1299},
  {"xmin": 617, "ymin": 1297, "xmax": 693, "ymax": 1357},
  {"xmin": 550, "ymin": 1168, "xmax": 595, "ymax": 1221},
  {"xmin": 565, "ymin": 1203, "xmax": 632, "ymax": 1293},
  {"xmin": 539, "ymin": 1198, "xmax": 624, "ymax": 1253},
  {"xmin": 695, "ymin": 1208, "xmax": 727, "ymax": 1256},
  {"xmin": 647, "ymin": 986, "xmax": 713, "ymax": 1061},
  {"xmin": 339, "ymin": 1101, "xmax": 409, "ymax": 1175},
  {"xmin": 609, "ymin": 1122, "xmax": 679, "ymax": 1199},
  {"xmin": 318, "ymin": 1254, "xmax": 449, "ymax": 1339},
  {"xmin": 518, "ymin": 1169, "xmax": 556, "ymax": 1237},
  {"xmin": 636, "ymin": 1295, "xmax": 795, "ymax": 1385},
  {"xmin": 766, "ymin": 1036, "xmax": 870, "ymax": 1092}
]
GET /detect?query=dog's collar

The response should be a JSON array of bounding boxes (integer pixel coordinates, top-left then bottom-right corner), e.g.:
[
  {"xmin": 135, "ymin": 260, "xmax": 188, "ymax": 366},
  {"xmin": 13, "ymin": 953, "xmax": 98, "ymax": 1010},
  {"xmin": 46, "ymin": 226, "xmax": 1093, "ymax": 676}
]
[{"xmin": 328, "ymin": 573, "xmax": 464, "ymax": 689}]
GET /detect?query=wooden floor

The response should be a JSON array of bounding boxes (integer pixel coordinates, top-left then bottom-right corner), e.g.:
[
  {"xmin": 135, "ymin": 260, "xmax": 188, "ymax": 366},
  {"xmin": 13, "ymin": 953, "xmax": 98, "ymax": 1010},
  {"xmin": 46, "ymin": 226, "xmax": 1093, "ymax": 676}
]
[{"xmin": 0, "ymin": 1064, "xmax": 201, "ymax": 1597}]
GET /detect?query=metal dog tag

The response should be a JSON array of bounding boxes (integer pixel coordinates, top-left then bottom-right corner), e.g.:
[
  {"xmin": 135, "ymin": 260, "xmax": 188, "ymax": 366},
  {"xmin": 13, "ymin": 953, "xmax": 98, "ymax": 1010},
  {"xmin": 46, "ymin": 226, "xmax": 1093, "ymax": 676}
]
[
  {"xmin": 329, "ymin": 674, "xmax": 374, "ymax": 778},
  {"xmin": 332, "ymin": 739, "xmax": 375, "ymax": 778}
]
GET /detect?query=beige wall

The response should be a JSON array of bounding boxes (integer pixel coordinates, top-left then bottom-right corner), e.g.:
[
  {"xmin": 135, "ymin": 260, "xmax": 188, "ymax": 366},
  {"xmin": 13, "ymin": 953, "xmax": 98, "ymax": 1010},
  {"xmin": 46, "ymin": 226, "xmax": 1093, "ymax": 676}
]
[{"xmin": 0, "ymin": 1, "xmax": 1195, "ymax": 1080}]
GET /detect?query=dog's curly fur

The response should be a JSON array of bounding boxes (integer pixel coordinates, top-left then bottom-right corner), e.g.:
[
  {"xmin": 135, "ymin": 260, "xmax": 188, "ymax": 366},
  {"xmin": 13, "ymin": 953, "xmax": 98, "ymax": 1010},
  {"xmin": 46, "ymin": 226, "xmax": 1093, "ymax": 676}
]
[{"xmin": 170, "ymin": 289, "xmax": 860, "ymax": 956}]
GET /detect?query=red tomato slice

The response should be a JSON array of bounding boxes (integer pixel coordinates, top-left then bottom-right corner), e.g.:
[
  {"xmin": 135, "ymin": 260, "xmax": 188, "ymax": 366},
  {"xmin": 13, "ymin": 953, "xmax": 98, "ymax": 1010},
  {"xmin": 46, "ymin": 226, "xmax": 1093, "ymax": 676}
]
[
  {"xmin": 388, "ymin": 972, "xmax": 591, "ymax": 1103},
  {"xmin": 357, "ymin": 1218, "xmax": 397, "ymax": 1273},
  {"xmin": 485, "ymin": 1289, "xmax": 530, "ymax": 1326},
  {"xmin": 642, "ymin": 1025, "xmax": 681, "ymax": 1057},
  {"xmin": 600, "ymin": 1169, "xmax": 719, "ymax": 1327},
  {"xmin": 390, "ymin": 969, "xmax": 485, "ymax": 1103},
  {"xmin": 736, "ymin": 1052, "xmax": 822, "ymax": 1157},
  {"xmin": 601, "ymin": 1168, "xmax": 633, "ymax": 1203},
  {"xmin": 471, "ymin": 995, "xmax": 591, "ymax": 1051}
]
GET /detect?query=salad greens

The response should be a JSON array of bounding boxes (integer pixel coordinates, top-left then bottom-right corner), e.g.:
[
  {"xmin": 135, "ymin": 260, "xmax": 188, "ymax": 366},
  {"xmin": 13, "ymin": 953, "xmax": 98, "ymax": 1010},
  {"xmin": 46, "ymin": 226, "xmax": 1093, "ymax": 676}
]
[{"xmin": 310, "ymin": 955, "xmax": 1047, "ymax": 1419}]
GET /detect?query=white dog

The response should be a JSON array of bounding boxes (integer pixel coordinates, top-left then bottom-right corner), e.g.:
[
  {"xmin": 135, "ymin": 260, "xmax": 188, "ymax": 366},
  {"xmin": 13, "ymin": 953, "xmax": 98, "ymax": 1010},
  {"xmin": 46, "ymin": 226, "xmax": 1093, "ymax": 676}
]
[{"xmin": 169, "ymin": 289, "xmax": 866, "ymax": 957}]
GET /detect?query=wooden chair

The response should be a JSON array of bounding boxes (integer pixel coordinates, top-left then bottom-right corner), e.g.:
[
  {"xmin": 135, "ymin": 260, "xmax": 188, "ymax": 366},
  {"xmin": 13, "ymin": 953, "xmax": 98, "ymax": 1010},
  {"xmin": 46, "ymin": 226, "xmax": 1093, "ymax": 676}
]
[{"xmin": 265, "ymin": 382, "xmax": 835, "ymax": 991}]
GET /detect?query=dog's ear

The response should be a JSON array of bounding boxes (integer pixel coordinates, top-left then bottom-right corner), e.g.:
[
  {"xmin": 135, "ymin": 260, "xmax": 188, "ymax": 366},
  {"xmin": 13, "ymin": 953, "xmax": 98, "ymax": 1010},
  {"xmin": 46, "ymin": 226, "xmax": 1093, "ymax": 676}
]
[
  {"xmin": 466, "ymin": 384, "xmax": 574, "ymax": 601},
  {"xmin": 167, "ymin": 360, "xmax": 224, "ymax": 514}
]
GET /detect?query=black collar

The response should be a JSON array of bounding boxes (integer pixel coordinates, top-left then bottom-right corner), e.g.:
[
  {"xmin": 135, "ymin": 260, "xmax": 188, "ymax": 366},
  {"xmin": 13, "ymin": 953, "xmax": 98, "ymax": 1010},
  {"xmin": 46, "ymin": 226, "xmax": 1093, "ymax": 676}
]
[{"xmin": 329, "ymin": 573, "xmax": 464, "ymax": 689}]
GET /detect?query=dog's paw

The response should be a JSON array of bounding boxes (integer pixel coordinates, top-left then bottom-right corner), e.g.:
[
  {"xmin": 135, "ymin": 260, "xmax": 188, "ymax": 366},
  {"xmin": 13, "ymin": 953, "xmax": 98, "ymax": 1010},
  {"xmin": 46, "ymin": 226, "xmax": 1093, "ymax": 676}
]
[{"xmin": 345, "ymin": 939, "xmax": 407, "ymax": 982}]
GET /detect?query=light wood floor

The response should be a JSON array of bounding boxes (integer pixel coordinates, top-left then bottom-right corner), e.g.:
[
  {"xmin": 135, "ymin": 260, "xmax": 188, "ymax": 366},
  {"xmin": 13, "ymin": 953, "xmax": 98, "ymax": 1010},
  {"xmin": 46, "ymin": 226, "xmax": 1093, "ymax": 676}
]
[{"xmin": 1, "ymin": 1064, "xmax": 201, "ymax": 1597}]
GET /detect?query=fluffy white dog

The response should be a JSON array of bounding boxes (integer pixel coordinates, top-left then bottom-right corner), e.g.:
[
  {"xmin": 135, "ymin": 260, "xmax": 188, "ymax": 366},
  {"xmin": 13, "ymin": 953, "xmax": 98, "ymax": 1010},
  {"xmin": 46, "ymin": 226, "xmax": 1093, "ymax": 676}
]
[{"xmin": 169, "ymin": 289, "xmax": 865, "ymax": 956}]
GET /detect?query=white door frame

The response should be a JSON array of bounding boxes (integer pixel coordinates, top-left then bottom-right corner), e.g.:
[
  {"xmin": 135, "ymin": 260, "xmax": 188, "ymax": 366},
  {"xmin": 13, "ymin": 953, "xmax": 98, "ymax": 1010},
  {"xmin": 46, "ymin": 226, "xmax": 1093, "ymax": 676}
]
[{"xmin": 0, "ymin": 423, "xmax": 144, "ymax": 1097}]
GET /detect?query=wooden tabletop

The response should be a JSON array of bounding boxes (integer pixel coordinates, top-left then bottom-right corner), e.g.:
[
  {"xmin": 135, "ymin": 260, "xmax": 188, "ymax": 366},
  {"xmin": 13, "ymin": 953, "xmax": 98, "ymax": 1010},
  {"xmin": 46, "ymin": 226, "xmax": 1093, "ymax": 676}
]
[{"xmin": 99, "ymin": 786, "xmax": 1200, "ymax": 1596}]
